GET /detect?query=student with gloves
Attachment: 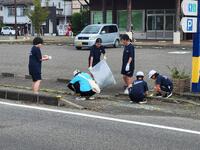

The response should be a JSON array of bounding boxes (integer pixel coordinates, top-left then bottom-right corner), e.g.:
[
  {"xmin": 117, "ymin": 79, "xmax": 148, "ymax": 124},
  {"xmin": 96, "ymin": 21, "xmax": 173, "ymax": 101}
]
[
  {"xmin": 120, "ymin": 34, "xmax": 135, "ymax": 94},
  {"xmin": 148, "ymin": 70, "xmax": 173, "ymax": 98},
  {"xmin": 88, "ymin": 38, "xmax": 106, "ymax": 70}
]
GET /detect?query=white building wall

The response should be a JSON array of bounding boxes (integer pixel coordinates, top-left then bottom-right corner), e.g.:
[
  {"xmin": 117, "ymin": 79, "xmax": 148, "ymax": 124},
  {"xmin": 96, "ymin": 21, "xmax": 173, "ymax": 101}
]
[
  {"xmin": 0, "ymin": 5, "xmax": 3, "ymax": 17},
  {"xmin": 3, "ymin": 6, "xmax": 34, "ymax": 24}
]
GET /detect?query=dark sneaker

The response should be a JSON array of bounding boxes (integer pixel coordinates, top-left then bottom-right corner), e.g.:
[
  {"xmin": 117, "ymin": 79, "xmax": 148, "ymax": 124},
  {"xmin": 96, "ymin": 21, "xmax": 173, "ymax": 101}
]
[
  {"xmin": 139, "ymin": 100, "xmax": 147, "ymax": 104},
  {"xmin": 155, "ymin": 93, "xmax": 162, "ymax": 98}
]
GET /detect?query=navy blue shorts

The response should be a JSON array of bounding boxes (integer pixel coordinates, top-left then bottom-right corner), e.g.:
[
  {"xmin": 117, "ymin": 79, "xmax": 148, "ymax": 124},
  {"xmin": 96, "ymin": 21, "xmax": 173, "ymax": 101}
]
[
  {"xmin": 121, "ymin": 67, "xmax": 134, "ymax": 77},
  {"xmin": 30, "ymin": 73, "xmax": 42, "ymax": 82}
]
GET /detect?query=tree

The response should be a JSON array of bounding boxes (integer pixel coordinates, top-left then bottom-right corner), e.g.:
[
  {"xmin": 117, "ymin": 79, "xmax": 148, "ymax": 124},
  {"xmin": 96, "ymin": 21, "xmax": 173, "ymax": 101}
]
[
  {"xmin": 175, "ymin": 0, "xmax": 181, "ymax": 32},
  {"xmin": 72, "ymin": 12, "xmax": 82, "ymax": 34},
  {"xmin": 127, "ymin": 0, "xmax": 132, "ymax": 32},
  {"xmin": 27, "ymin": 0, "xmax": 49, "ymax": 35}
]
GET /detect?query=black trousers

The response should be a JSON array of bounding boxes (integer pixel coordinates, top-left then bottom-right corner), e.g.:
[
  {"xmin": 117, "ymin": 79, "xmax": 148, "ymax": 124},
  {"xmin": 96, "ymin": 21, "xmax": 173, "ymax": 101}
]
[
  {"xmin": 161, "ymin": 84, "xmax": 173, "ymax": 93},
  {"xmin": 129, "ymin": 94, "xmax": 145, "ymax": 103},
  {"xmin": 68, "ymin": 82, "xmax": 95, "ymax": 97}
]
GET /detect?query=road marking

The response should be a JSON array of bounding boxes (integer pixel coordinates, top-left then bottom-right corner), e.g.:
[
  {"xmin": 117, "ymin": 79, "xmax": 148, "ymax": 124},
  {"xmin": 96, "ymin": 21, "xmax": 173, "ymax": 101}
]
[
  {"xmin": 168, "ymin": 51, "xmax": 191, "ymax": 54},
  {"xmin": 0, "ymin": 101, "xmax": 200, "ymax": 136}
]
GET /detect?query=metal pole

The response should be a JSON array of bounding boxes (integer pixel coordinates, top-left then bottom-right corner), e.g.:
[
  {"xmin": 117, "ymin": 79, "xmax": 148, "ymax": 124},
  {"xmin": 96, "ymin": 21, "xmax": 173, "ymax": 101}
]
[
  {"xmin": 64, "ymin": 0, "xmax": 66, "ymax": 25},
  {"xmin": 14, "ymin": 0, "xmax": 17, "ymax": 39},
  {"xmin": 191, "ymin": 0, "xmax": 200, "ymax": 92}
]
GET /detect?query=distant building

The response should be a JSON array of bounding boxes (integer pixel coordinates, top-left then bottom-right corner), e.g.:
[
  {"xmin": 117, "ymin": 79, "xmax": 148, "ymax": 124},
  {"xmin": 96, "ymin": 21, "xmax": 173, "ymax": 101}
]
[
  {"xmin": 0, "ymin": 0, "xmax": 3, "ymax": 23},
  {"xmin": 0, "ymin": 0, "xmax": 73, "ymax": 35},
  {"xmin": 90, "ymin": 0, "xmax": 178, "ymax": 40},
  {"xmin": 72, "ymin": 0, "xmax": 88, "ymax": 13}
]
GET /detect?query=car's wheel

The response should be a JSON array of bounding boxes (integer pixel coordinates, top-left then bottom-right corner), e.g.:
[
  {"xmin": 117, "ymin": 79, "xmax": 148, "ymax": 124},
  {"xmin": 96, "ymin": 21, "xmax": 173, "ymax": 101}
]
[
  {"xmin": 114, "ymin": 39, "xmax": 120, "ymax": 48},
  {"xmin": 76, "ymin": 47, "xmax": 82, "ymax": 50},
  {"xmin": 1, "ymin": 33, "xmax": 4, "ymax": 36}
]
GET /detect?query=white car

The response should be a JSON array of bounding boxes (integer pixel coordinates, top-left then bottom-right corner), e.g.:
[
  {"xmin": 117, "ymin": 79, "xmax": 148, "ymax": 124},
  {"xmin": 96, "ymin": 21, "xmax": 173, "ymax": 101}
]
[
  {"xmin": 74, "ymin": 24, "xmax": 120, "ymax": 50},
  {"xmin": 1, "ymin": 26, "xmax": 16, "ymax": 35}
]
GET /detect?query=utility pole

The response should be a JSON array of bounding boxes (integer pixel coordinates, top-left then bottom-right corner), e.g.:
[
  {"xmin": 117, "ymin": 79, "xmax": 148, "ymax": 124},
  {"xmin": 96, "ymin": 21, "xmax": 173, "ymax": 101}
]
[
  {"xmin": 127, "ymin": 0, "xmax": 132, "ymax": 32},
  {"xmin": 192, "ymin": 0, "xmax": 200, "ymax": 92},
  {"xmin": 14, "ymin": 0, "xmax": 17, "ymax": 39},
  {"xmin": 64, "ymin": 0, "xmax": 67, "ymax": 25}
]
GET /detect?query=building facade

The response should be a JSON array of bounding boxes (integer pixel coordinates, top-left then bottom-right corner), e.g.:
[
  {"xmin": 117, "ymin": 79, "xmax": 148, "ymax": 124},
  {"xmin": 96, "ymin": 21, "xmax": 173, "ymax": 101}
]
[
  {"xmin": 0, "ymin": 0, "xmax": 73, "ymax": 35},
  {"xmin": 0, "ymin": 0, "xmax": 3, "ymax": 23},
  {"xmin": 90, "ymin": 0, "xmax": 178, "ymax": 40},
  {"xmin": 72, "ymin": 0, "xmax": 88, "ymax": 13}
]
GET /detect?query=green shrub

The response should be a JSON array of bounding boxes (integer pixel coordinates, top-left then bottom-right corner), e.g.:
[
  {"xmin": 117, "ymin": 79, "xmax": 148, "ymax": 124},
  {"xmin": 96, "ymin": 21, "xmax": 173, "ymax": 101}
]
[
  {"xmin": 168, "ymin": 66, "xmax": 190, "ymax": 79},
  {"xmin": 72, "ymin": 13, "xmax": 82, "ymax": 35},
  {"xmin": 72, "ymin": 10, "xmax": 90, "ymax": 35}
]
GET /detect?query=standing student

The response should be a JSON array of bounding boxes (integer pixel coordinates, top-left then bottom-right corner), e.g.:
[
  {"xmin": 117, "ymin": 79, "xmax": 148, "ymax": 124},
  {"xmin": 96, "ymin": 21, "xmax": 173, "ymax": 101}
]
[
  {"xmin": 121, "ymin": 34, "xmax": 135, "ymax": 94},
  {"xmin": 28, "ymin": 37, "xmax": 50, "ymax": 94},
  {"xmin": 128, "ymin": 71, "xmax": 148, "ymax": 104},
  {"xmin": 148, "ymin": 70, "xmax": 173, "ymax": 98},
  {"xmin": 88, "ymin": 39, "xmax": 106, "ymax": 70}
]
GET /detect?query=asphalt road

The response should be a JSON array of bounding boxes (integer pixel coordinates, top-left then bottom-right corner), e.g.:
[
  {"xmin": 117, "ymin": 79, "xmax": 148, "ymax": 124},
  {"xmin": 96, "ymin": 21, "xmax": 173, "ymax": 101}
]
[{"xmin": 0, "ymin": 100, "xmax": 200, "ymax": 150}]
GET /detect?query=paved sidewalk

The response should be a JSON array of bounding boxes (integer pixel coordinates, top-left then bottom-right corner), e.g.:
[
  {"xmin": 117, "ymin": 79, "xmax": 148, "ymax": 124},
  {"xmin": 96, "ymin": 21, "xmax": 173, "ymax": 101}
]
[
  {"xmin": 0, "ymin": 36, "xmax": 193, "ymax": 48},
  {"xmin": 1, "ymin": 76, "xmax": 200, "ymax": 119}
]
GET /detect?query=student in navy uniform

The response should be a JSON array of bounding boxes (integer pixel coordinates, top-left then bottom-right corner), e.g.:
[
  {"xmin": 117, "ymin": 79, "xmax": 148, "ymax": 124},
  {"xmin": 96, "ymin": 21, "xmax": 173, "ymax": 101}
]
[
  {"xmin": 67, "ymin": 69, "xmax": 96, "ymax": 101},
  {"xmin": 28, "ymin": 37, "xmax": 50, "ymax": 94},
  {"xmin": 88, "ymin": 39, "xmax": 106, "ymax": 70},
  {"xmin": 148, "ymin": 70, "xmax": 173, "ymax": 98},
  {"xmin": 121, "ymin": 34, "xmax": 135, "ymax": 94},
  {"xmin": 128, "ymin": 71, "xmax": 148, "ymax": 104}
]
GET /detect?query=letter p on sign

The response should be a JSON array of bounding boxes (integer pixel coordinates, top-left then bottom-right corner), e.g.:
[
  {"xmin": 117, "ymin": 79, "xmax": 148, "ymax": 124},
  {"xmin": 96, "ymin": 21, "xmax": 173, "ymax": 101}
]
[{"xmin": 187, "ymin": 19, "xmax": 193, "ymax": 31}]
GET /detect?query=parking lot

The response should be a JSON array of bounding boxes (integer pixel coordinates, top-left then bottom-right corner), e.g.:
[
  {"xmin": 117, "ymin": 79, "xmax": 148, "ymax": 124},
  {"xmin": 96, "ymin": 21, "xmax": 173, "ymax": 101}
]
[{"xmin": 0, "ymin": 44, "xmax": 192, "ymax": 90}]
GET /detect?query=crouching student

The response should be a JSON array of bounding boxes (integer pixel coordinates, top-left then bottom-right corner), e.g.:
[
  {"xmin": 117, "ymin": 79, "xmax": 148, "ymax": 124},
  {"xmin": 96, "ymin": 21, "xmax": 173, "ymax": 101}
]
[
  {"xmin": 148, "ymin": 70, "xmax": 173, "ymax": 98},
  {"xmin": 128, "ymin": 71, "xmax": 148, "ymax": 104},
  {"xmin": 67, "ymin": 69, "xmax": 96, "ymax": 101}
]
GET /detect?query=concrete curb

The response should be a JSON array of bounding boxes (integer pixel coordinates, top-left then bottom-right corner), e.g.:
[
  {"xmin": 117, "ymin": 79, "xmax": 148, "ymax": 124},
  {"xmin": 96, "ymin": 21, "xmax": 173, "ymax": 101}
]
[
  {"xmin": 0, "ymin": 88, "xmax": 59, "ymax": 106},
  {"xmin": 116, "ymin": 92, "xmax": 200, "ymax": 106}
]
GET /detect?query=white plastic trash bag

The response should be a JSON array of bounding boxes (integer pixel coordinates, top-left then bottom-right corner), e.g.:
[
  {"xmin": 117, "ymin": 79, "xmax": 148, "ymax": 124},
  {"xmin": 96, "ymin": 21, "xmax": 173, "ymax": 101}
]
[{"xmin": 90, "ymin": 60, "xmax": 116, "ymax": 88}]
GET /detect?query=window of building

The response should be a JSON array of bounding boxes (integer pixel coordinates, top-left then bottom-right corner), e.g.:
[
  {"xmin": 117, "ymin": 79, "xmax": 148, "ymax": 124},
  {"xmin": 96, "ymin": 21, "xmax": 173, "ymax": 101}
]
[
  {"xmin": 19, "ymin": 7, "xmax": 26, "ymax": 16},
  {"xmin": 106, "ymin": 11, "xmax": 112, "ymax": 24},
  {"xmin": 147, "ymin": 9, "xmax": 175, "ymax": 31},
  {"xmin": 117, "ymin": 10, "xmax": 144, "ymax": 32},
  {"xmin": 165, "ymin": 15, "xmax": 174, "ymax": 30},
  {"xmin": 91, "ymin": 11, "xmax": 103, "ymax": 24},
  {"xmin": 0, "ymin": 6, "xmax": 3, "ymax": 11},
  {"xmin": 8, "ymin": 7, "xmax": 15, "ymax": 16},
  {"xmin": 132, "ymin": 10, "xmax": 144, "ymax": 32},
  {"xmin": 58, "ymin": 2, "xmax": 61, "ymax": 8},
  {"xmin": 117, "ymin": 10, "xmax": 127, "ymax": 31}
]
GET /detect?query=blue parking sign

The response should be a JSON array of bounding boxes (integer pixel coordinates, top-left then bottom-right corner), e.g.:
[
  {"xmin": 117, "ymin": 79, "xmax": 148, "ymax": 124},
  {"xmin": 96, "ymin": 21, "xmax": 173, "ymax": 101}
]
[{"xmin": 187, "ymin": 19, "xmax": 193, "ymax": 31}]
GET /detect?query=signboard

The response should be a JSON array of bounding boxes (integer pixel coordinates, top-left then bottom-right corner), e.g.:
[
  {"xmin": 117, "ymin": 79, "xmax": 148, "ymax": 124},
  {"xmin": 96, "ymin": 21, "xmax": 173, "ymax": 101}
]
[
  {"xmin": 181, "ymin": 0, "xmax": 198, "ymax": 16},
  {"xmin": 181, "ymin": 17, "xmax": 197, "ymax": 33}
]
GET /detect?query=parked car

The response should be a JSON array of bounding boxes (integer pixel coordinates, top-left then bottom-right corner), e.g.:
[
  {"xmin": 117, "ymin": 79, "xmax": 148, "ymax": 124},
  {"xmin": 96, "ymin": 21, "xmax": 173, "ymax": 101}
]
[
  {"xmin": 74, "ymin": 24, "xmax": 120, "ymax": 50},
  {"xmin": 1, "ymin": 26, "xmax": 16, "ymax": 35}
]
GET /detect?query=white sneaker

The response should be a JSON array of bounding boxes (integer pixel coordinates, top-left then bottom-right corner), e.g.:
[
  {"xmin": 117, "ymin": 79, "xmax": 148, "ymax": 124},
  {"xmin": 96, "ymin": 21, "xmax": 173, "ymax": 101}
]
[
  {"xmin": 75, "ymin": 97, "xmax": 86, "ymax": 101},
  {"xmin": 124, "ymin": 88, "xmax": 129, "ymax": 95},
  {"xmin": 166, "ymin": 92, "xmax": 173, "ymax": 98},
  {"xmin": 88, "ymin": 96, "xmax": 95, "ymax": 100},
  {"xmin": 139, "ymin": 100, "xmax": 147, "ymax": 104}
]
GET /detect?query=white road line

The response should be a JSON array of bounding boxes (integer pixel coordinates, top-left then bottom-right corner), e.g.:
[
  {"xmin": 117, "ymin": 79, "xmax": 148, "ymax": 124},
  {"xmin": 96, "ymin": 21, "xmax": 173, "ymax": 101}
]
[{"xmin": 0, "ymin": 101, "xmax": 200, "ymax": 136}]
